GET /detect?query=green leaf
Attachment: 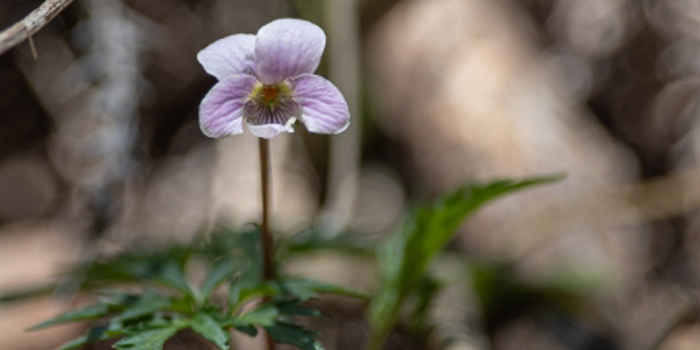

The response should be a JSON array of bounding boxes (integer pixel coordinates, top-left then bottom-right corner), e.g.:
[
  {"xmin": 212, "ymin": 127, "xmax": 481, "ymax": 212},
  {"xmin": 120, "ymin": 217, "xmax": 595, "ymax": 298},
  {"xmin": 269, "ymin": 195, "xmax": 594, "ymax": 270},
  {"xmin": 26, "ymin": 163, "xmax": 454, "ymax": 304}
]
[
  {"xmin": 266, "ymin": 322, "xmax": 324, "ymax": 350},
  {"xmin": 408, "ymin": 277, "xmax": 440, "ymax": 336},
  {"xmin": 199, "ymin": 256, "xmax": 238, "ymax": 303},
  {"xmin": 280, "ymin": 278, "xmax": 369, "ymax": 301},
  {"xmin": 29, "ymin": 302, "xmax": 112, "ymax": 330},
  {"xmin": 209, "ymin": 229, "xmax": 266, "ymax": 311},
  {"xmin": 190, "ymin": 312, "xmax": 231, "ymax": 350},
  {"xmin": 53, "ymin": 311, "xmax": 177, "ymax": 349},
  {"xmin": 55, "ymin": 325, "xmax": 119, "ymax": 350},
  {"xmin": 31, "ymin": 291, "xmax": 173, "ymax": 332},
  {"xmin": 78, "ymin": 250, "xmax": 193, "ymax": 295},
  {"xmin": 56, "ymin": 336, "xmax": 91, "ymax": 350},
  {"xmin": 366, "ymin": 175, "xmax": 563, "ymax": 350},
  {"xmin": 203, "ymin": 229, "xmax": 261, "ymax": 284},
  {"xmin": 228, "ymin": 278, "xmax": 367, "ymax": 314},
  {"xmin": 276, "ymin": 301, "xmax": 326, "ymax": 318},
  {"xmin": 170, "ymin": 295, "xmax": 195, "ymax": 314},
  {"xmin": 229, "ymin": 280, "xmax": 277, "ymax": 310},
  {"xmin": 113, "ymin": 319, "xmax": 188, "ymax": 350},
  {"xmin": 57, "ymin": 336, "xmax": 93, "ymax": 350},
  {"xmin": 234, "ymin": 304, "xmax": 279, "ymax": 327},
  {"xmin": 234, "ymin": 324, "xmax": 258, "ymax": 337},
  {"xmin": 157, "ymin": 260, "xmax": 193, "ymax": 294},
  {"xmin": 128, "ymin": 312, "xmax": 171, "ymax": 330},
  {"xmin": 99, "ymin": 292, "xmax": 142, "ymax": 304},
  {"xmin": 115, "ymin": 292, "xmax": 172, "ymax": 322},
  {"xmin": 286, "ymin": 226, "xmax": 376, "ymax": 256}
]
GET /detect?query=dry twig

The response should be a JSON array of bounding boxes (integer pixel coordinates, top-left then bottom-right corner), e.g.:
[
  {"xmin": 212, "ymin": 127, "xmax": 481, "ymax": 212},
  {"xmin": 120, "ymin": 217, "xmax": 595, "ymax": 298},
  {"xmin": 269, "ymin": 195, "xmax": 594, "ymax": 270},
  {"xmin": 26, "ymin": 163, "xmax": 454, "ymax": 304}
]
[{"xmin": 0, "ymin": 0, "xmax": 75, "ymax": 56}]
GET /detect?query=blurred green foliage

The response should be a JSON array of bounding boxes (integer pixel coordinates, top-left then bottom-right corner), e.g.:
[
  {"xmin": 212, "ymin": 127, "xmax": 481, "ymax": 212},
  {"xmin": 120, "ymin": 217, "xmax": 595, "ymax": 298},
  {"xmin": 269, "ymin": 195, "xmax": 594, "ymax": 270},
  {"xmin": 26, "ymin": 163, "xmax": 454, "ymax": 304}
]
[
  {"xmin": 471, "ymin": 262, "xmax": 597, "ymax": 332},
  {"xmin": 366, "ymin": 175, "xmax": 565, "ymax": 350},
  {"xmin": 4, "ymin": 175, "xmax": 577, "ymax": 350}
]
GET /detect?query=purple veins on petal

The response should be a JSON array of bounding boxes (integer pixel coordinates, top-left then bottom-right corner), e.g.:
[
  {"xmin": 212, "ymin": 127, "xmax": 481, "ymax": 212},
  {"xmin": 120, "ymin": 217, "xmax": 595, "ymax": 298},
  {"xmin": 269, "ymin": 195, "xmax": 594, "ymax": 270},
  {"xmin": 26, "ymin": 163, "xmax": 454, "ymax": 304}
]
[
  {"xmin": 244, "ymin": 94, "xmax": 300, "ymax": 139},
  {"xmin": 244, "ymin": 99, "xmax": 299, "ymax": 125},
  {"xmin": 199, "ymin": 74, "xmax": 259, "ymax": 138},
  {"xmin": 196, "ymin": 18, "xmax": 351, "ymax": 139},
  {"xmin": 291, "ymin": 74, "xmax": 350, "ymax": 134}
]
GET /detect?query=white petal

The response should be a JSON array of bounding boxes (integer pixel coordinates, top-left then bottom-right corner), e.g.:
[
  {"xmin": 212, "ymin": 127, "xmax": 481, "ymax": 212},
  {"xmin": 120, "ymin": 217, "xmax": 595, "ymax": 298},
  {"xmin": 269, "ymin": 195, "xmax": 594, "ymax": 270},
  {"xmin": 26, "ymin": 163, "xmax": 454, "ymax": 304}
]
[
  {"xmin": 197, "ymin": 34, "xmax": 256, "ymax": 80},
  {"xmin": 247, "ymin": 122, "xmax": 294, "ymax": 139},
  {"xmin": 199, "ymin": 74, "xmax": 259, "ymax": 138},
  {"xmin": 291, "ymin": 74, "xmax": 350, "ymax": 134}
]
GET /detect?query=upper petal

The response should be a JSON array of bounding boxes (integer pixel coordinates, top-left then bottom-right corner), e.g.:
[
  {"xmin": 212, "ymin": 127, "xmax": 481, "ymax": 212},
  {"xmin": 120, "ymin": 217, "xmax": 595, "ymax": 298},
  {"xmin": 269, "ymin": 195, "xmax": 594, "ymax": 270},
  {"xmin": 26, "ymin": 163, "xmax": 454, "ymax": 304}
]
[
  {"xmin": 254, "ymin": 19, "xmax": 326, "ymax": 84},
  {"xmin": 291, "ymin": 74, "xmax": 350, "ymax": 134},
  {"xmin": 197, "ymin": 34, "xmax": 256, "ymax": 80},
  {"xmin": 199, "ymin": 74, "xmax": 259, "ymax": 138}
]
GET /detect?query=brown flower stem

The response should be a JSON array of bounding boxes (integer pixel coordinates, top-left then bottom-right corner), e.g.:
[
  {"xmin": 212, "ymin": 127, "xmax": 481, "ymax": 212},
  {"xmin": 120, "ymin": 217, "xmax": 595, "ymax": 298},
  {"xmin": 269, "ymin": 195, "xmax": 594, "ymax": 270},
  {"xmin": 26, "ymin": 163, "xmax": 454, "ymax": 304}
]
[
  {"xmin": 259, "ymin": 138, "xmax": 275, "ymax": 280},
  {"xmin": 258, "ymin": 137, "xmax": 276, "ymax": 350}
]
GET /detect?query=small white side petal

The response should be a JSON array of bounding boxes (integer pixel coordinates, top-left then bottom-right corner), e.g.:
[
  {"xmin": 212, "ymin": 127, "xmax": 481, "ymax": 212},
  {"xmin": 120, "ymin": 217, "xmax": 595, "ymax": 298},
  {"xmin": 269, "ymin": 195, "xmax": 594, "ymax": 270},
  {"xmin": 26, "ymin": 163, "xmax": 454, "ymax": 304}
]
[
  {"xmin": 247, "ymin": 122, "xmax": 295, "ymax": 139},
  {"xmin": 255, "ymin": 19, "xmax": 326, "ymax": 84},
  {"xmin": 291, "ymin": 74, "xmax": 350, "ymax": 134},
  {"xmin": 197, "ymin": 34, "xmax": 256, "ymax": 80},
  {"xmin": 199, "ymin": 74, "xmax": 259, "ymax": 138}
]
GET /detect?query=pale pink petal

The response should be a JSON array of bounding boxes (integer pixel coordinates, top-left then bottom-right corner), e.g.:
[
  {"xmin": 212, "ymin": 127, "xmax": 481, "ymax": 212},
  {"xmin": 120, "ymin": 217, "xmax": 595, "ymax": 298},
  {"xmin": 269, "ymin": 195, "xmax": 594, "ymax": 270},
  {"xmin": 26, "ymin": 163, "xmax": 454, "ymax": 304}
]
[
  {"xmin": 254, "ymin": 19, "xmax": 325, "ymax": 84},
  {"xmin": 199, "ymin": 74, "xmax": 259, "ymax": 138},
  {"xmin": 291, "ymin": 74, "xmax": 350, "ymax": 134},
  {"xmin": 197, "ymin": 34, "xmax": 256, "ymax": 80}
]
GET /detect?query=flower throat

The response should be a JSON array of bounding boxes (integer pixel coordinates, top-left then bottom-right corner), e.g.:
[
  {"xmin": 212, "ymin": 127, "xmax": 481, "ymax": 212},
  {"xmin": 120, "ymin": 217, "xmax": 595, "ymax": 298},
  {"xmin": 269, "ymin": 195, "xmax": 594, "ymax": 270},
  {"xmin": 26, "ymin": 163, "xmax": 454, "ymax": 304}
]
[
  {"xmin": 251, "ymin": 82, "xmax": 293, "ymax": 108},
  {"xmin": 262, "ymin": 85, "xmax": 279, "ymax": 103}
]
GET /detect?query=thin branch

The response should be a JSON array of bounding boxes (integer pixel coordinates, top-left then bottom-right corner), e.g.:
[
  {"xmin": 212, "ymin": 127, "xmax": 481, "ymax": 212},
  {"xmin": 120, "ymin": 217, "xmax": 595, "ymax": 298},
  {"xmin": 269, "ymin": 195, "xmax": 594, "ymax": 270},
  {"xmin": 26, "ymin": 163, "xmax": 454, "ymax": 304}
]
[{"xmin": 0, "ymin": 0, "xmax": 75, "ymax": 56}]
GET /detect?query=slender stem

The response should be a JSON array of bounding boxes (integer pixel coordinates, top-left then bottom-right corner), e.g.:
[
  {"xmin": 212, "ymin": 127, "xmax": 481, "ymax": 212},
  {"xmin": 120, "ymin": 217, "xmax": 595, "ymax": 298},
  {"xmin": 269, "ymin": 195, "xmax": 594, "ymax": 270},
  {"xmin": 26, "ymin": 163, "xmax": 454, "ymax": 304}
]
[
  {"xmin": 365, "ymin": 302, "xmax": 401, "ymax": 350},
  {"xmin": 259, "ymin": 138, "xmax": 275, "ymax": 280},
  {"xmin": 258, "ymin": 138, "xmax": 276, "ymax": 350}
]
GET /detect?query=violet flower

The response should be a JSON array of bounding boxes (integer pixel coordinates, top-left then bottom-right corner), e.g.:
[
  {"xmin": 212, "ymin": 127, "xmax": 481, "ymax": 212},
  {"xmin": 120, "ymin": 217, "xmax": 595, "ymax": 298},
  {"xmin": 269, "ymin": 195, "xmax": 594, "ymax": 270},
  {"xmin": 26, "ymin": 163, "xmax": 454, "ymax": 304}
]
[{"xmin": 197, "ymin": 18, "xmax": 350, "ymax": 139}]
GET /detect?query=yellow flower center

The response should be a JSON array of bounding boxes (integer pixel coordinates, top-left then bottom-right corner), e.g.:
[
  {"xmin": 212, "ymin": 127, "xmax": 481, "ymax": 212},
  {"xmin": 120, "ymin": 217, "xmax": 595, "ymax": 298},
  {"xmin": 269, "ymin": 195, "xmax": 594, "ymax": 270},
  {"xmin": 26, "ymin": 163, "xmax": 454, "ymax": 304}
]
[
  {"xmin": 250, "ymin": 81, "xmax": 293, "ymax": 107},
  {"xmin": 262, "ymin": 85, "xmax": 279, "ymax": 103}
]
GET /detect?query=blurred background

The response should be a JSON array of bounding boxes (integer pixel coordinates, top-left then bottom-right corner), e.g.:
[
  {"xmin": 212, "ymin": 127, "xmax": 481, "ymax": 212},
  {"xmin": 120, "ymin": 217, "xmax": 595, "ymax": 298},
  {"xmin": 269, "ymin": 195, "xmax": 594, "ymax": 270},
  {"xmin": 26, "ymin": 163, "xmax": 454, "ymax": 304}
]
[{"xmin": 1, "ymin": 0, "xmax": 700, "ymax": 349}]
